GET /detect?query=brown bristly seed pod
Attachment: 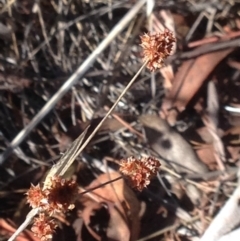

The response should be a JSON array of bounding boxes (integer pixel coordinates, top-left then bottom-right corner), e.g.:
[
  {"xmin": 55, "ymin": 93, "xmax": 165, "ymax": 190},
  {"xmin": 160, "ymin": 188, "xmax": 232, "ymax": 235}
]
[
  {"xmin": 26, "ymin": 184, "xmax": 47, "ymax": 209},
  {"xmin": 31, "ymin": 213, "xmax": 58, "ymax": 241},
  {"xmin": 140, "ymin": 29, "xmax": 176, "ymax": 72},
  {"xmin": 26, "ymin": 177, "xmax": 78, "ymax": 214},
  {"xmin": 119, "ymin": 156, "xmax": 161, "ymax": 191},
  {"xmin": 26, "ymin": 176, "xmax": 79, "ymax": 240},
  {"xmin": 44, "ymin": 176, "xmax": 79, "ymax": 214}
]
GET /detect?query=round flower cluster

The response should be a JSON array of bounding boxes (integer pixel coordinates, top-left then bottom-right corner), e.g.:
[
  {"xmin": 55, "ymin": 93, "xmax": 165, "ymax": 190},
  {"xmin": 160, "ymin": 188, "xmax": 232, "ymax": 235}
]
[
  {"xmin": 31, "ymin": 213, "xmax": 57, "ymax": 241},
  {"xmin": 26, "ymin": 176, "xmax": 78, "ymax": 240},
  {"xmin": 140, "ymin": 29, "xmax": 176, "ymax": 71},
  {"xmin": 119, "ymin": 156, "xmax": 161, "ymax": 191}
]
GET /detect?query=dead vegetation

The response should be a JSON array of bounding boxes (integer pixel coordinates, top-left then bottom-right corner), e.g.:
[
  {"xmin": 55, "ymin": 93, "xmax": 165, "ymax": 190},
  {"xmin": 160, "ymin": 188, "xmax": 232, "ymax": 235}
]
[{"xmin": 1, "ymin": 0, "xmax": 240, "ymax": 241}]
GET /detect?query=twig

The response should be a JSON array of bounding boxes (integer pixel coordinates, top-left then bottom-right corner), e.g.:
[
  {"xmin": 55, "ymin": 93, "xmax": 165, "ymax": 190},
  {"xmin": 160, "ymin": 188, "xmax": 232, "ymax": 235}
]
[
  {"xmin": 79, "ymin": 176, "xmax": 123, "ymax": 196},
  {"xmin": 71, "ymin": 89, "xmax": 76, "ymax": 126},
  {"xmin": 185, "ymin": 11, "xmax": 206, "ymax": 42},
  {"xmin": 175, "ymin": 38, "xmax": 240, "ymax": 60},
  {"xmin": 188, "ymin": 30, "xmax": 240, "ymax": 48},
  {"xmin": 34, "ymin": 2, "xmax": 58, "ymax": 63}
]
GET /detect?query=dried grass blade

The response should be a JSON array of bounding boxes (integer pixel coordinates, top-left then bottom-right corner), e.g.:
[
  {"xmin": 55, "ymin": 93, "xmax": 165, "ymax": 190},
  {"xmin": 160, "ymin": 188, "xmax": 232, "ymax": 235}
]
[{"xmin": 44, "ymin": 127, "xmax": 89, "ymax": 187}]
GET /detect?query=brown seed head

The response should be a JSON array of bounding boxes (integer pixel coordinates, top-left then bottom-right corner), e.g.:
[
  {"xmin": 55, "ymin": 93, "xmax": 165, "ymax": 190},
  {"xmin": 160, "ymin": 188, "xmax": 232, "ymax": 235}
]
[
  {"xmin": 119, "ymin": 156, "xmax": 161, "ymax": 191},
  {"xmin": 140, "ymin": 29, "xmax": 176, "ymax": 71},
  {"xmin": 44, "ymin": 176, "xmax": 79, "ymax": 214},
  {"xmin": 26, "ymin": 177, "xmax": 78, "ymax": 240},
  {"xmin": 31, "ymin": 213, "xmax": 57, "ymax": 241},
  {"xmin": 26, "ymin": 176, "xmax": 78, "ymax": 215},
  {"xmin": 26, "ymin": 184, "xmax": 46, "ymax": 209}
]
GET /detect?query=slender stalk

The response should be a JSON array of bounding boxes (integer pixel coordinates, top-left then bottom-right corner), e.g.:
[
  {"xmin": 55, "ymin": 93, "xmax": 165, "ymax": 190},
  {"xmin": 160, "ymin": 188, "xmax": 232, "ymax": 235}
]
[
  {"xmin": 73, "ymin": 61, "xmax": 147, "ymax": 158},
  {"xmin": 79, "ymin": 176, "xmax": 123, "ymax": 196}
]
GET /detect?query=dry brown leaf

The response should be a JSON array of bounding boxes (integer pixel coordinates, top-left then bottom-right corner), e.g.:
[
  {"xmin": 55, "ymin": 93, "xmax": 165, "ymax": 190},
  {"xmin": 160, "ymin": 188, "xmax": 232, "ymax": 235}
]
[
  {"xmin": 196, "ymin": 145, "xmax": 217, "ymax": 170},
  {"xmin": 196, "ymin": 126, "xmax": 214, "ymax": 144},
  {"xmin": 172, "ymin": 13, "xmax": 189, "ymax": 38},
  {"xmin": 152, "ymin": 11, "xmax": 176, "ymax": 91},
  {"xmin": 161, "ymin": 65, "xmax": 174, "ymax": 90},
  {"xmin": 161, "ymin": 48, "xmax": 234, "ymax": 124},
  {"xmin": 106, "ymin": 203, "xmax": 131, "ymax": 241},
  {"xmin": 72, "ymin": 218, "xmax": 84, "ymax": 241},
  {"xmin": 79, "ymin": 172, "xmax": 140, "ymax": 241},
  {"xmin": 140, "ymin": 114, "xmax": 208, "ymax": 174},
  {"xmin": 80, "ymin": 199, "xmax": 103, "ymax": 241}
]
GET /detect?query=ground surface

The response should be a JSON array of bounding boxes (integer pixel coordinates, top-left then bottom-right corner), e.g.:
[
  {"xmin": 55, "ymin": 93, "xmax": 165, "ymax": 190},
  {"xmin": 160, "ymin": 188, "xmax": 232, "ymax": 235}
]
[{"xmin": 0, "ymin": 0, "xmax": 240, "ymax": 241}]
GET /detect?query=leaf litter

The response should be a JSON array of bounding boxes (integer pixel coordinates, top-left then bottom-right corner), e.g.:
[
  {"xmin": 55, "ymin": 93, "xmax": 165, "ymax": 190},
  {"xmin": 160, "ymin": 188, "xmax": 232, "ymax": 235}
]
[{"xmin": 1, "ymin": 0, "xmax": 240, "ymax": 241}]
